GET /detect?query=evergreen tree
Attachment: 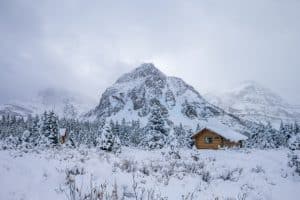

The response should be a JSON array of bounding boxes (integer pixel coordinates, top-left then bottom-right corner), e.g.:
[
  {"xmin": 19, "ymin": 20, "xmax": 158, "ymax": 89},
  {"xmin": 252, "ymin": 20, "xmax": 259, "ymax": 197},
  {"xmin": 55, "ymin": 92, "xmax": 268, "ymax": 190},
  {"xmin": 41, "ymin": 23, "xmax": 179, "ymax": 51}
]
[
  {"xmin": 173, "ymin": 123, "xmax": 188, "ymax": 148},
  {"xmin": 140, "ymin": 103, "xmax": 168, "ymax": 149},
  {"xmin": 279, "ymin": 122, "xmax": 294, "ymax": 146},
  {"xmin": 129, "ymin": 120, "xmax": 141, "ymax": 146},
  {"xmin": 288, "ymin": 134, "xmax": 300, "ymax": 151},
  {"xmin": 182, "ymin": 100, "xmax": 198, "ymax": 119},
  {"xmin": 112, "ymin": 121, "xmax": 120, "ymax": 137},
  {"xmin": 246, "ymin": 122, "xmax": 284, "ymax": 149},
  {"xmin": 288, "ymin": 122, "xmax": 300, "ymax": 150},
  {"xmin": 31, "ymin": 115, "xmax": 41, "ymax": 146},
  {"xmin": 48, "ymin": 111, "xmax": 59, "ymax": 145},
  {"xmin": 293, "ymin": 122, "xmax": 299, "ymax": 135},
  {"xmin": 99, "ymin": 122, "xmax": 121, "ymax": 153},
  {"xmin": 245, "ymin": 123, "xmax": 267, "ymax": 148},
  {"xmin": 41, "ymin": 111, "xmax": 59, "ymax": 146},
  {"xmin": 8, "ymin": 115, "xmax": 18, "ymax": 137},
  {"xmin": 21, "ymin": 130, "xmax": 32, "ymax": 148},
  {"xmin": 119, "ymin": 118, "xmax": 130, "ymax": 145}
]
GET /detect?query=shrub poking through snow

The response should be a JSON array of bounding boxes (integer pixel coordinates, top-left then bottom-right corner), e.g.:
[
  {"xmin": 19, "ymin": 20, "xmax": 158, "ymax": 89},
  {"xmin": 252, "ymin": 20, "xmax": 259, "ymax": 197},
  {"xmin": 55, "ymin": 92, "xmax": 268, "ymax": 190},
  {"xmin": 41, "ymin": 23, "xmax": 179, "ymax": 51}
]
[
  {"xmin": 219, "ymin": 168, "xmax": 243, "ymax": 182},
  {"xmin": 113, "ymin": 159, "xmax": 137, "ymax": 173},
  {"xmin": 63, "ymin": 171, "xmax": 168, "ymax": 200},
  {"xmin": 251, "ymin": 165, "xmax": 265, "ymax": 174}
]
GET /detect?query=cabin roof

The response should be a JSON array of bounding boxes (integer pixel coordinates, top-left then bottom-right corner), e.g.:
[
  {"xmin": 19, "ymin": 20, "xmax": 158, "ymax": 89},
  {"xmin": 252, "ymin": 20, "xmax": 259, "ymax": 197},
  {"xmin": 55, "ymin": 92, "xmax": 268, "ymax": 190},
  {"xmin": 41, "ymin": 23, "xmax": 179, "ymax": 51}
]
[
  {"xmin": 59, "ymin": 128, "xmax": 67, "ymax": 136},
  {"xmin": 192, "ymin": 121, "xmax": 248, "ymax": 142}
]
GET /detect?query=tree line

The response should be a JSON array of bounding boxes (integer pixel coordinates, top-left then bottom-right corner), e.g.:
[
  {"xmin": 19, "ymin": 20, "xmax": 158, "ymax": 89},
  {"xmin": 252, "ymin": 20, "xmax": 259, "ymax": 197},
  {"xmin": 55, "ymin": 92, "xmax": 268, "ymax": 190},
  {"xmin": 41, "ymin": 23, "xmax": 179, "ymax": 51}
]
[{"xmin": 0, "ymin": 104, "xmax": 299, "ymax": 152}]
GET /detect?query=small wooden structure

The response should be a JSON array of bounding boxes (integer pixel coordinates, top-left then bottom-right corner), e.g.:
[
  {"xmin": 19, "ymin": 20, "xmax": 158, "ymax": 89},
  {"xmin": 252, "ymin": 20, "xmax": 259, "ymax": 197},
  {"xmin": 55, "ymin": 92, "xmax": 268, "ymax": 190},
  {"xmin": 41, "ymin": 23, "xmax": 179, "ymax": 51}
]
[
  {"xmin": 192, "ymin": 123, "xmax": 247, "ymax": 149},
  {"xmin": 59, "ymin": 128, "xmax": 68, "ymax": 144}
]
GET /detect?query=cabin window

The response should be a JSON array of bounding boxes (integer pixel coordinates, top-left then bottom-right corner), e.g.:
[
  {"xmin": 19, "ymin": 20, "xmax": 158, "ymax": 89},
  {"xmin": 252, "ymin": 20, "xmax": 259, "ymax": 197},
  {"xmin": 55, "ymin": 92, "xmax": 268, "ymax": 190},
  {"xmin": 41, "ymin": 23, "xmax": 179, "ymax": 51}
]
[
  {"xmin": 215, "ymin": 136, "xmax": 220, "ymax": 139},
  {"xmin": 204, "ymin": 136, "xmax": 213, "ymax": 144}
]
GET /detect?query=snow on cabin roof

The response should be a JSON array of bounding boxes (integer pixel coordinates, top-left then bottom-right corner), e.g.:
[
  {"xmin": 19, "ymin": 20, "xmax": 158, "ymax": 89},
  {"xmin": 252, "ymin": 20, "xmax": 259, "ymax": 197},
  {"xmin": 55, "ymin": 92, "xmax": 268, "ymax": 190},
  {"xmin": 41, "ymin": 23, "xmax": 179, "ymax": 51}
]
[
  {"xmin": 193, "ymin": 120, "xmax": 248, "ymax": 142},
  {"xmin": 59, "ymin": 128, "xmax": 67, "ymax": 136}
]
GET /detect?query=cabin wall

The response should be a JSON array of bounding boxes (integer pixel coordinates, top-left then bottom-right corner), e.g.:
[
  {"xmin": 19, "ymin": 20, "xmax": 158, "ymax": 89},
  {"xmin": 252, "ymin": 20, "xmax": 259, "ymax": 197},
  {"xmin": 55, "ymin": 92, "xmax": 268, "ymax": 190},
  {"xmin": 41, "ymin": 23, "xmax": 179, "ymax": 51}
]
[
  {"xmin": 194, "ymin": 130, "xmax": 222, "ymax": 149},
  {"xmin": 194, "ymin": 129, "xmax": 240, "ymax": 149}
]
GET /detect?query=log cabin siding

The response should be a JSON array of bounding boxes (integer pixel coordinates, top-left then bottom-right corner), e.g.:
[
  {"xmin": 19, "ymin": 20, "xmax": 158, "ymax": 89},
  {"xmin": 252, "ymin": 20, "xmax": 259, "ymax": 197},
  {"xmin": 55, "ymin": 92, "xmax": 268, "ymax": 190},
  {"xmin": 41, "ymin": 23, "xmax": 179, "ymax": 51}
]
[{"xmin": 193, "ymin": 129, "xmax": 241, "ymax": 149}]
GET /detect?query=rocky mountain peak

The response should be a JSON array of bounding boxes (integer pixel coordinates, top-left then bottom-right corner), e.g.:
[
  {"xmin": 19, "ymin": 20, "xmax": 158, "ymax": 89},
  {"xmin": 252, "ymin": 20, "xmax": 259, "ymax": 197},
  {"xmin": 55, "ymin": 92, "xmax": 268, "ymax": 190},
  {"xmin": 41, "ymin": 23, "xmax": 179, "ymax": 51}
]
[
  {"xmin": 87, "ymin": 63, "xmax": 246, "ymax": 133},
  {"xmin": 115, "ymin": 63, "xmax": 166, "ymax": 84}
]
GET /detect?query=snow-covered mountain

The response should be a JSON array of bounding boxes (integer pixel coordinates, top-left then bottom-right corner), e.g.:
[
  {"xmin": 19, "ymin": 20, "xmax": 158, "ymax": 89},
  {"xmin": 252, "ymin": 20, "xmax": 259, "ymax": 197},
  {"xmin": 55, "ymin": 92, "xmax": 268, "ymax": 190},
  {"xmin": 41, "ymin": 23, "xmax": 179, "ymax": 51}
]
[
  {"xmin": 0, "ymin": 103, "xmax": 34, "ymax": 118},
  {"xmin": 86, "ymin": 63, "xmax": 247, "ymax": 132},
  {"xmin": 0, "ymin": 88, "xmax": 96, "ymax": 118},
  {"xmin": 205, "ymin": 81, "xmax": 300, "ymax": 127}
]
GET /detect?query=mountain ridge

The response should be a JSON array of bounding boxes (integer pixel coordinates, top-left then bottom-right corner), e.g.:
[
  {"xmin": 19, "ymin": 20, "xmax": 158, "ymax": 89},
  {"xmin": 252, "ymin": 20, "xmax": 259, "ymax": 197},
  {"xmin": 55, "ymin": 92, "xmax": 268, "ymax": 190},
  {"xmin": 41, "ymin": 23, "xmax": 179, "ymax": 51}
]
[
  {"xmin": 205, "ymin": 80, "xmax": 300, "ymax": 127},
  {"xmin": 86, "ymin": 63, "xmax": 247, "ymax": 133},
  {"xmin": 0, "ymin": 88, "xmax": 96, "ymax": 119}
]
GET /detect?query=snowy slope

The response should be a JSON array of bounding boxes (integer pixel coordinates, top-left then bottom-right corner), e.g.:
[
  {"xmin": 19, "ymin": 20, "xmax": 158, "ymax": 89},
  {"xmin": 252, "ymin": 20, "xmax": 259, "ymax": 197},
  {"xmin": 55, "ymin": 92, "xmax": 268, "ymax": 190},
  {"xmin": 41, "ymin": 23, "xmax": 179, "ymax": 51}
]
[
  {"xmin": 0, "ymin": 148, "xmax": 299, "ymax": 200},
  {"xmin": 86, "ymin": 63, "xmax": 247, "ymax": 133},
  {"xmin": 0, "ymin": 88, "xmax": 96, "ymax": 118},
  {"xmin": 0, "ymin": 103, "xmax": 34, "ymax": 117},
  {"xmin": 205, "ymin": 81, "xmax": 300, "ymax": 127}
]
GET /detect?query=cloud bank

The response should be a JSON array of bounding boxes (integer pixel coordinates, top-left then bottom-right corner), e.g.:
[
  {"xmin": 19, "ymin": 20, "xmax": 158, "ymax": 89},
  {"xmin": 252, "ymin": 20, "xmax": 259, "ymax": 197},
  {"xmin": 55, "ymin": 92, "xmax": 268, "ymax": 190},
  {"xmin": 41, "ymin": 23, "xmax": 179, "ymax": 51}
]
[{"xmin": 1, "ymin": 0, "xmax": 299, "ymax": 104}]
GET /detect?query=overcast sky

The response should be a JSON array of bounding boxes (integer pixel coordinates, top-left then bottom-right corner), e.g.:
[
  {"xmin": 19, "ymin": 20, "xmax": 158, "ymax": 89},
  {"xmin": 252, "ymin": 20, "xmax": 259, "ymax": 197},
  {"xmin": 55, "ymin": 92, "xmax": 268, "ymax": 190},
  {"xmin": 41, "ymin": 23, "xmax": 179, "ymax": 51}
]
[{"xmin": 1, "ymin": 0, "xmax": 300, "ymax": 104}]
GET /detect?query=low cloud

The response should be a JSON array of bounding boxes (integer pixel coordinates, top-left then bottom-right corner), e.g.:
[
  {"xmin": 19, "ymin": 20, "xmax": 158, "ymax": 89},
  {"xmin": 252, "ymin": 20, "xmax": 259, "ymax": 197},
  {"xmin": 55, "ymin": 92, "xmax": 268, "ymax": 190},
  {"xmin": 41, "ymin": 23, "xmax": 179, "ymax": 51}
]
[{"xmin": 0, "ymin": 0, "xmax": 299, "ymax": 104}]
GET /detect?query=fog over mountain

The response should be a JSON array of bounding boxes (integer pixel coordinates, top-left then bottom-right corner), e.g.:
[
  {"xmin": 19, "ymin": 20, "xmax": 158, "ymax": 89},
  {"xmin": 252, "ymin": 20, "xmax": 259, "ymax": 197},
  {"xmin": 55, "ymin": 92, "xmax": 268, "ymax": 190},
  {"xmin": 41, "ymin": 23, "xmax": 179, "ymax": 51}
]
[
  {"xmin": 1, "ymin": 0, "xmax": 300, "ymax": 105},
  {"xmin": 205, "ymin": 81, "xmax": 300, "ymax": 127}
]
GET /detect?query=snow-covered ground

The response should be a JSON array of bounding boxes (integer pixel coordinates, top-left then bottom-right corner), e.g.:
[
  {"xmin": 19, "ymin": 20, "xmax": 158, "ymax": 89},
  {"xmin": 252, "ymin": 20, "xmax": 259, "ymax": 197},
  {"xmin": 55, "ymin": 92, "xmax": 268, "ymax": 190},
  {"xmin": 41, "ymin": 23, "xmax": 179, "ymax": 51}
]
[{"xmin": 0, "ymin": 147, "xmax": 299, "ymax": 200}]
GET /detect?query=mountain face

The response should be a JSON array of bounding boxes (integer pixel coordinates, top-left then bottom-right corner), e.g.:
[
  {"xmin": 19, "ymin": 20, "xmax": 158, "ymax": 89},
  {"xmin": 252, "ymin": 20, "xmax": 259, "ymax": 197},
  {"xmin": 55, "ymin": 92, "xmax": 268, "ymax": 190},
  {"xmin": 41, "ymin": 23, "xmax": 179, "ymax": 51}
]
[
  {"xmin": 205, "ymin": 81, "xmax": 300, "ymax": 127},
  {"xmin": 86, "ymin": 63, "xmax": 247, "ymax": 132},
  {"xmin": 0, "ymin": 88, "xmax": 96, "ymax": 118},
  {"xmin": 0, "ymin": 104, "xmax": 34, "ymax": 118}
]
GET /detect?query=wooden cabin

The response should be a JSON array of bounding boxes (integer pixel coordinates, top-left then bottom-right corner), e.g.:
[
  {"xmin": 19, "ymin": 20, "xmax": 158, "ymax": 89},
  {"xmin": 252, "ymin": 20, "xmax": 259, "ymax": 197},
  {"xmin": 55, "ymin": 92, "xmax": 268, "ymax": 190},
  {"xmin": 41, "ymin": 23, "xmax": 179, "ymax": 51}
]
[
  {"xmin": 192, "ymin": 124, "xmax": 247, "ymax": 149},
  {"xmin": 59, "ymin": 128, "xmax": 68, "ymax": 144}
]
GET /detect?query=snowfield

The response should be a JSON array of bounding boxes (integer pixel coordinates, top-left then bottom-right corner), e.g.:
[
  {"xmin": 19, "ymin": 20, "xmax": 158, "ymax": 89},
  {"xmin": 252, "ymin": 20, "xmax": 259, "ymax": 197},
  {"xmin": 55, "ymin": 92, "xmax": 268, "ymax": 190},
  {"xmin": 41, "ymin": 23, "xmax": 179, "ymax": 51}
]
[{"xmin": 0, "ymin": 148, "xmax": 299, "ymax": 200}]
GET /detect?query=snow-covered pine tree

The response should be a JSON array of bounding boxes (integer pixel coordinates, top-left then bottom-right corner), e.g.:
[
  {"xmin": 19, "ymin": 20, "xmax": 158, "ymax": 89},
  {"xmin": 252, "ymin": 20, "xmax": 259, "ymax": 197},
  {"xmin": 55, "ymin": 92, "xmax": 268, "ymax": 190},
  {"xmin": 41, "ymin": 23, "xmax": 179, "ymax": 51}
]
[
  {"xmin": 294, "ymin": 122, "xmax": 299, "ymax": 134},
  {"xmin": 288, "ymin": 134, "xmax": 300, "ymax": 151},
  {"xmin": 247, "ymin": 122, "xmax": 284, "ymax": 149},
  {"xmin": 119, "ymin": 118, "xmax": 131, "ymax": 146},
  {"xmin": 31, "ymin": 115, "xmax": 41, "ymax": 146},
  {"xmin": 165, "ymin": 89, "xmax": 176, "ymax": 108},
  {"xmin": 48, "ymin": 111, "xmax": 59, "ymax": 145},
  {"xmin": 20, "ymin": 115, "xmax": 39, "ymax": 147},
  {"xmin": 25, "ymin": 114, "xmax": 33, "ymax": 132},
  {"xmin": 245, "ymin": 122, "xmax": 266, "ymax": 148},
  {"xmin": 21, "ymin": 130, "xmax": 31, "ymax": 148},
  {"xmin": 279, "ymin": 122, "xmax": 295, "ymax": 146},
  {"xmin": 288, "ymin": 122, "xmax": 300, "ymax": 151},
  {"xmin": 114, "ymin": 120, "xmax": 120, "ymax": 137},
  {"xmin": 182, "ymin": 100, "xmax": 198, "ymax": 119},
  {"xmin": 140, "ymin": 101, "xmax": 168, "ymax": 149},
  {"xmin": 40, "ymin": 111, "xmax": 59, "ymax": 147},
  {"xmin": 279, "ymin": 121, "xmax": 284, "ymax": 133},
  {"xmin": 261, "ymin": 122, "xmax": 280, "ymax": 148},
  {"xmin": 99, "ymin": 122, "xmax": 121, "ymax": 153},
  {"xmin": 110, "ymin": 119, "xmax": 115, "ymax": 132},
  {"xmin": 129, "ymin": 120, "xmax": 141, "ymax": 146},
  {"xmin": 8, "ymin": 115, "xmax": 18, "ymax": 138},
  {"xmin": 173, "ymin": 123, "xmax": 188, "ymax": 148},
  {"xmin": 112, "ymin": 133, "xmax": 121, "ymax": 153}
]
